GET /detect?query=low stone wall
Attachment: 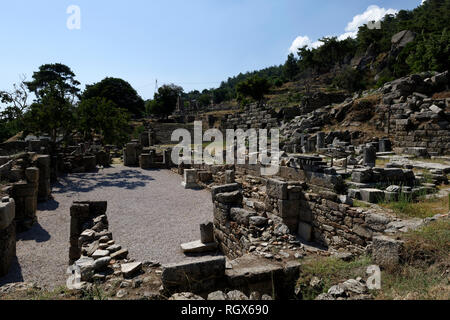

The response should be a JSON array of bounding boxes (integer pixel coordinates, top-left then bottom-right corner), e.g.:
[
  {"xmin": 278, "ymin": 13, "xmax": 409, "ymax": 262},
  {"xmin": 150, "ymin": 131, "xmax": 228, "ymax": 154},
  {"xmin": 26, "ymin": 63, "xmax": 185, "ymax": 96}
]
[
  {"xmin": 220, "ymin": 104, "xmax": 280, "ymax": 131},
  {"xmin": 0, "ymin": 197, "xmax": 16, "ymax": 277},
  {"xmin": 68, "ymin": 201, "xmax": 140, "ymax": 289},
  {"xmin": 161, "ymin": 256, "xmax": 226, "ymax": 294},
  {"xmin": 69, "ymin": 201, "xmax": 115, "ymax": 264}
]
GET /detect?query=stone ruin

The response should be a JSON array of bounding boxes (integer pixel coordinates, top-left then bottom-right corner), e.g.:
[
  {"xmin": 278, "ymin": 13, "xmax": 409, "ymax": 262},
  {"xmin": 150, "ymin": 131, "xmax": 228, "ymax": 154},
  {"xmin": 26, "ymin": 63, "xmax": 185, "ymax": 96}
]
[
  {"xmin": 0, "ymin": 153, "xmax": 51, "ymax": 231},
  {"xmin": 123, "ymin": 138, "xmax": 172, "ymax": 170},
  {"xmin": 0, "ymin": 136, "xmax": 114, "ymax": 279},
  {"xmin": 68, "ymin": 201, "xmax": 136, "ymax": 289},
  {"xmin": 0, "ymin": 197, "xmax": 15, "ymax": 277}
]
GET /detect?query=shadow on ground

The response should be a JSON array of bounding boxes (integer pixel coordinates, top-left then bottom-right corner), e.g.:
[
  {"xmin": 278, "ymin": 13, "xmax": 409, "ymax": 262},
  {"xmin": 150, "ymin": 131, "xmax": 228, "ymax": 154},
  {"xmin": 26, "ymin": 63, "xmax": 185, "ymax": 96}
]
[
  {"xmin": 16, "ymin": 223, "xmax": 51, "ymax": 243},
  {"xmin": 0, "ymin": 258, "xmax": 23, "ymax": 287},
  {"xmin": 37, "ymin": 199, "xmax": 59, "ymax": 211},
  {"xmin": 52, "ymin": 169, "xmax": 156, "ymax": 194}
]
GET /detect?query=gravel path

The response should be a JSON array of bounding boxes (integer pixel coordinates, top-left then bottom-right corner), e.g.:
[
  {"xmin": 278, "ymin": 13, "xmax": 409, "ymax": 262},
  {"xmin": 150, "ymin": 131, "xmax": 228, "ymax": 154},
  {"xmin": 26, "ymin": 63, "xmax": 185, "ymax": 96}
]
[{"xmin": 0, "ymin": 165, "xmax": 213, "ymax": 289}]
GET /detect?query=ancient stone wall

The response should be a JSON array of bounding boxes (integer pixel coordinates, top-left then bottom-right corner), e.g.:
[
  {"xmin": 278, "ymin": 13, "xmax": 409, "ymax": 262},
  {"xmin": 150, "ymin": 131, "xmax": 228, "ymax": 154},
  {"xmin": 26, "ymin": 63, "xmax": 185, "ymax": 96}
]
[
  {"xmin": 0, "ymin": 197, "xmax": 16, "ymax": 277},
  {"xmin": 68, "ymin": 201, "xmax": 137, "ymax": 288},
  {"xmin": 377, "ymin": 71, "xmax": 450, "ymax": 155},
  {"xmin": 220, "ymin": 104, "xmax": 280, "ymax": 131},
  {"xmin": 209, "ymin": 161, "xmax": 396, "ymax": 259},
  {"xmin": 69, "ymin": 201, "xmax": 113, "ymax": 264}
]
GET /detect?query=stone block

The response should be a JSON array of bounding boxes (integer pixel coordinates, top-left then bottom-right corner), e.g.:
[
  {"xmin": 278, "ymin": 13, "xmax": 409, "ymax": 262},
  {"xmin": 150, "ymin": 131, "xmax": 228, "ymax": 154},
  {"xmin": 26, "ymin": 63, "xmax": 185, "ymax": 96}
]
[
  {"xmin": 161, "ymin": 256, "xmax": 226, "ymax": 293},
  {"xmin": 139, "ymin": 154, "xmax": 153, "ymax": 169},
  {"xmin": 360, "ymin": 188, "xmax": 384, "ymax": 203},
  {"xmin": 181, "ymin": 240, "xmax": 218, "ymax": 254},
  {"xmin": 277, "ymin": 199, "xmax": 300, "ymax": 219},
  {"xmin": 70, "ymin": 204, "xmax": 90, "ymax": 218},
  {"xmin": 211, "ymin": 183, "xmax": 240, "ymax": 202},
  {"xmin": 121, "ymin": 262, "xmax": 142, "ymax": 279},
  {"xmin": 372, "ymin": 236, "xmax": 404, "ymax": 268},
  {"xmin": 182, "ymin": 169, "xmax": 199, "ymax": 189},
  {"xmin": 266, "ymin": 178, "xmax": 288, "ymax": 200},
  {"xmin": 214, "ymin": 190, "xmax": 243, "ymax": 205},
  {"xmin": 200, "ymin": 222, "xmax": 214, "ymax": 244},
  {"xmin": 298, "ymin": 222, "xmax": 312, "ymax": 241},
  {"xmin": 352, "ymin": 169, "xmax": 372, "ymax": 183},
  {"xmin": 197, "ymin": 171, "xmax": 212, "ymax": 183},
  {"xmin": 0, "ymin": 220, "xmax": 16, "ymax": 276},
  {"xmin": 230, "ymin": 208, "xmax": 254, "ymax": 226},
  {"xmin": 25, "ymin": 167, "xmax": 39, "ymax": 184},
  {"xmin": 0, "ymin": 198, "xmax": 15, "ymax": 230},
  {"xmin": 249, "ymin": 216, "xmax": 268, "ymax": 227}
]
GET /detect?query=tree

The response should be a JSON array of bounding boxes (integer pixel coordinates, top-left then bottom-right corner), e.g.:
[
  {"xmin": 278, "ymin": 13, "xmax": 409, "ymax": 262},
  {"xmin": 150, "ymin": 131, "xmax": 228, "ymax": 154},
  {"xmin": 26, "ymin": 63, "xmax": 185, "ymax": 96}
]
[
  {"xmin": 198, "ymin": 93, "xmax": 211, "ymax": 107},
  {"xmin": 81, "ymin": 77, "xmax": 145, "ymax": 117},
  {"xmin": 76, "ymin": 97, "xmax": 131, "ymax": 145},
  {"xmin": 406, "ymin": 30, "xmax": 450, "ymax": 73},
  {"xmin": 25, "ymin": 63, "xmax": 80, "ymax": 102},
  {"xmin": 236, "ymin": 76, "xmax": 271, "ymax": 106},
  {"xmin": 23, "ymin": 84, "xmax": 75, "ymax": 142},
  {"xmin": 283, "ymin": 53, "xmax": 299, "ymax": 80},
  {"xmin": 149, "ymin": 84, "xmax": 184, "ymax": 118},
  {"xmin": 0, "ymin": 75, "xmax": 30, "ymax": 140}
]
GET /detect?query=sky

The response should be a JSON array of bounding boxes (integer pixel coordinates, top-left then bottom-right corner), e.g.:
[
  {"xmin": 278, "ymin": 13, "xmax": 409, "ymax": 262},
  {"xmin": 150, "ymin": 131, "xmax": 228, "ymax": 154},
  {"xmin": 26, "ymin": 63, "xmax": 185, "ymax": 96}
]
[{"xmin": 0, "ymin": 0, "xmax": 424, "ymax": 105}]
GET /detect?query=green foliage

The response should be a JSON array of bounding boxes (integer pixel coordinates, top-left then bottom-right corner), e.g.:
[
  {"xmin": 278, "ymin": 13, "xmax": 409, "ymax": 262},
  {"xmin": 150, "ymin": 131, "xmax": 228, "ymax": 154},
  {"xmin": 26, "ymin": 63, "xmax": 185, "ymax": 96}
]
[
  {"xmin": 82, "ymin": 77, "xmax": 145, "ymax": 117},
  {"xmin": 24, "ymin": 84, "xmax": 75, "ymax": 142},
  {"xmin": 25, "ymin": 63, "xmax": 80, "ymax": 100},
  {"xmin": 0, "ymin": 78, "xmax": 29, "ymax": 141},
  {"xmin": 273, "ymin": 78, "xmax": 284, "ymax": 87},
  {"xmin": 296, "ymin": 255, "xmax": 372, "ymax": 300},
  {"xmin": 75, "ymin": 97, "xmax": 131, "ymax": 145},
  {"xmin": 283, "ymin": 53, "xmax": 299, "ymax": 80},
  {"xmin": 148, "ymin": 84, "xmax": 183, "ymax": 118},
  {"xmin": 297, "ymin": 37, "xmax": 358, "ymax": 74},
  {"xmin": 406, "ymin": 30, "xmax": 450, "ymax": 73},
  {"xmin": 198, "ymin": 93, "xmax": 212, "ymax": 107},
  {"xmin": 236, "ymin": 76, "xmax": 271, "ymax": 105}
]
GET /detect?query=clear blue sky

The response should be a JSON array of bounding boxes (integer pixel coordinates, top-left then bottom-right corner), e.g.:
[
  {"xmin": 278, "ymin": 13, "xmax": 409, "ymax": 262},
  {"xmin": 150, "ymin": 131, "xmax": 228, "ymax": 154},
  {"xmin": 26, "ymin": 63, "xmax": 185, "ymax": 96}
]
[{"xmin": 0, "ymin": 0, "xmax": 421, "ymax": 102}]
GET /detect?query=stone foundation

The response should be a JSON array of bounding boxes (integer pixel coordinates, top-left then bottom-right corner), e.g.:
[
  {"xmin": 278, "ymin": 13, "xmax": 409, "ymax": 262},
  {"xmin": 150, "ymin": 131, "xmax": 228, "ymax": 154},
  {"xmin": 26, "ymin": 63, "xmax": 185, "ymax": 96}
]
[{"xmin": 0, "ymin": 197, "xmax": 16, "ymax": 276}]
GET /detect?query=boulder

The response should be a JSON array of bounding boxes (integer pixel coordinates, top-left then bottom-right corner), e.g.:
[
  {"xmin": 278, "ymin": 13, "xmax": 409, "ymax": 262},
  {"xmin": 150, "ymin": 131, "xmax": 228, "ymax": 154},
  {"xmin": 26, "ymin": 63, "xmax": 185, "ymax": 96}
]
[{"xmin": 121, "ymin": 262, "xmax": 142, "ymax": 278}]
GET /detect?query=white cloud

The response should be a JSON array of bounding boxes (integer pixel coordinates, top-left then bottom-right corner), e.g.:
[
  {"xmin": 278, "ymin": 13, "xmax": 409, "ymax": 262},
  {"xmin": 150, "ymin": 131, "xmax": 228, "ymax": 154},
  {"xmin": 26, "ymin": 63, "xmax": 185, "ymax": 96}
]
[
  {"xmin": 421, "ymin": 0, "xmax": 427, "ymax": 5},
  {"xmin": 288, "ymin": 4, "xmax": 398, "ymax": 53},
  {"xmin": 289, "ymin": 35, "xmax": 312, "ymax": 54},
  {"xmin": 345, "ymin": 5, "xmax": 398, "ymax": 35}
]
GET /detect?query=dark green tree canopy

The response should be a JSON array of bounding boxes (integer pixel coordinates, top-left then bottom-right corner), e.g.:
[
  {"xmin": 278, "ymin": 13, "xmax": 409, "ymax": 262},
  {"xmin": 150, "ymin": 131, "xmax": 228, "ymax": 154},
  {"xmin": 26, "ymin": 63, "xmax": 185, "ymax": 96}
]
[
  {"xmin": 81, "ymin": 77, "xmax": 145, "ymax": 117},
  {"xmin": 284, "ymin": 53, "xmax": 299, "ymax": 80},
  {"xmin": 24, "ymin": 84, "xmax": 75, "ymax": 142},
  {"xmin": 236, "ymin": 76, "xmax": 271, "ymax": 105},
  {"xmin": 75, "ymin": 97, "xmax": 131, "ymax": 145},
  {"xmin": 148, "ymin": 84, "xmax": 183, "ymax": 118},
  {"xmin": 25, "ymin": 63, "xmax": 80, "ymax": 100}
]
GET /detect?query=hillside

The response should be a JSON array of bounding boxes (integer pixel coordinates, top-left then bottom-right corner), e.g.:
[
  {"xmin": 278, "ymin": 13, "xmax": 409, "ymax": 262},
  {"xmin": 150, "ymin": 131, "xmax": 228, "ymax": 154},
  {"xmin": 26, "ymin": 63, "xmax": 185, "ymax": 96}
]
[{"xmin": 181, "ymin": 0, "xmax": 449, "ymax": 109}]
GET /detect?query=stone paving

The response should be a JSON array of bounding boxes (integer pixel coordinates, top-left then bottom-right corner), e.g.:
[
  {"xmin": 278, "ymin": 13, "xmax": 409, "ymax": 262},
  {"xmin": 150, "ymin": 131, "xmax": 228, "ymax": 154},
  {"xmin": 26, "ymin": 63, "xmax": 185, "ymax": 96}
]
[{"xmin": 0, "ymin": 165, "xmax": 213, "ymax": 289}]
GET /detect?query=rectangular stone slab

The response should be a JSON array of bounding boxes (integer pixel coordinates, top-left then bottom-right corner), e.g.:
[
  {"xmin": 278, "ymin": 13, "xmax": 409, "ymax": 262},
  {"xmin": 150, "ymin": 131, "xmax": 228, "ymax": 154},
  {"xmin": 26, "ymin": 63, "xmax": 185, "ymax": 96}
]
[{"xmin": 181, "ymin": 240, "xmax": 217, "ymax": 254}]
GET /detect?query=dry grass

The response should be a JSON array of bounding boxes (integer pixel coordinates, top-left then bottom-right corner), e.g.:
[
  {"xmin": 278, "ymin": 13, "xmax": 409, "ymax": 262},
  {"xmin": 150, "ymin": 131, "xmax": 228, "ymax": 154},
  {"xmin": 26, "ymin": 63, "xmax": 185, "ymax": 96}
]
[
  {"xmin": 432, "ymin": 90, "xmax": 450, "ymax": 99},
  {"xmin": 296, "ymin": 220, "xmax": 450, "ymax": 300},
  {"xmin": 296, "ymin": 255, "xmax": 372, "ymax": 300},
  {"xmin": 380, "ymin": 192, "xmax": 449, "ymax": 219},
  {"xmin": 375, "ymin": 158, "xmax": 391, "ymax": 168},
  {"xmin": 375, "ymin": 219, "xmax": 450, "ymax": 300}
]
